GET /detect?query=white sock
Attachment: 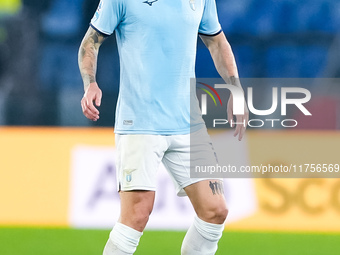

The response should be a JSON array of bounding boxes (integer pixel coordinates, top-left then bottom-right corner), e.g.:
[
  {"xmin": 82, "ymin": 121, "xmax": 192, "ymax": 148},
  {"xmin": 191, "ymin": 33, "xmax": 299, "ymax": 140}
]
[
  {"xmin": 103, "ymin": 223, "xmax": 143, "ymax": 255},
  {"xmin": 181, "ymin": 216, "xmax": 224, "ymax": 255}
]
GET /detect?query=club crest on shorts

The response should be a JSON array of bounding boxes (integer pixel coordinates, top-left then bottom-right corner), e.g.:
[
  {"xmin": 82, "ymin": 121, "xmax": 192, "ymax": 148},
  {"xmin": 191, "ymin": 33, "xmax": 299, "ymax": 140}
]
[
  {"xmin": 126, "ymin": 174, "xmax": 132, "ymax": 182},
  {"xmin": 124, "ymin": 169, "xmax": 136, "ymax": 183},
  {"xmin": 189, "ymin": 0, "xmax": 196, "ymax": 11}
]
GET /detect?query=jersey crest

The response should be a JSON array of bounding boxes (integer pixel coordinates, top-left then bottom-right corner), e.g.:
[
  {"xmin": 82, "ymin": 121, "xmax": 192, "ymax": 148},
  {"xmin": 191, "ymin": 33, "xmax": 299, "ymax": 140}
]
[{"xmin": 143, "ymin": 0, "xmax": 159, "ymax": 6}]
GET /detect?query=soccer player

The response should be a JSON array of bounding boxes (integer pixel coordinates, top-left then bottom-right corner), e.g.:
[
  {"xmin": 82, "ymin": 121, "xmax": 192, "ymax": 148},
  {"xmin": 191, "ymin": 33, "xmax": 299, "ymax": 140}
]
[{"xmin": 78, "ymin": 0, "xmax": 249, "ymax": 254}]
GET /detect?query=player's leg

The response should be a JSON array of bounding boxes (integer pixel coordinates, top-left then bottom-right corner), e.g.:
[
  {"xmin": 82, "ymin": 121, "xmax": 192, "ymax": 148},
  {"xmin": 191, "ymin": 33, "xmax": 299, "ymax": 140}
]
[
  {"xmin": 162, "ymin": 128, "xmax": 227, "ymax": 255},
  {"xmin": 103, "ymin": 134, "xmax": 167, "ymax": 255},
  {"xmin": 103, "ymin": 190, "xmax": 155, "ymax": 255},
  {"xmin": 185, "ymin": 179, "xmax": 227, "ymax": 224},
  {"xmin": 181, "ymin": 180, "xmax": 227, "ymax": 255},
  {"xmin": 119, "ymin": 190, "xmax": 155, "ymax": 231}
]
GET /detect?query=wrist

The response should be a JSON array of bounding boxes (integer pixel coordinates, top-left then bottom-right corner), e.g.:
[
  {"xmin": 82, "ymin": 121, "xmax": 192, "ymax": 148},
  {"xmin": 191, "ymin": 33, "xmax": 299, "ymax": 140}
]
[
  {"xmin": 229, "ymin": 76, "xmax": 240, "ymax": 86},
  {"xmin": 84, "ymin": 81, "xmax": 98, "ymax": 91}
]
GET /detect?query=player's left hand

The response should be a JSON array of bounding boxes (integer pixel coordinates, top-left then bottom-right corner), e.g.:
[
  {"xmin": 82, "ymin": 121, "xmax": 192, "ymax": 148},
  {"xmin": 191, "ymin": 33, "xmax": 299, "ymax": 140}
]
[{"xmin": 227, "ymin": 94, "xmax": 249, "ymax": 141}]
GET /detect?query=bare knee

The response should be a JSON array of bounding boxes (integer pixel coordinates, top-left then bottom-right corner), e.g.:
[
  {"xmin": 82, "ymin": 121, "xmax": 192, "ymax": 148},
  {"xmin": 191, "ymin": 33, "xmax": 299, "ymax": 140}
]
[
  {"xmin": 119, "ymin": 191, "xmax": 155, "ymax": 232},
  {"xmin": 199, "ymin": 205, "xmax": 228, "ymax": 224},
  {"xmin": 215, "ymin": 206, "xmax": 228, "ymax": 224},
  {"xmin": 126, "ymin": 205, "xmax": 152, "ymax": 231}
]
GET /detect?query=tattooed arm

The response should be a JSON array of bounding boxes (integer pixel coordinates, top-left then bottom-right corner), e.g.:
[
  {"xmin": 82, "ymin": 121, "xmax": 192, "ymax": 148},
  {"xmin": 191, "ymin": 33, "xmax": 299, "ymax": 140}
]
[
  {"xmin": 200, "ymin": 32, "xmax": 249, "ymax": 141},
  {"xmin": 78, "ymin": 27, "xmax": 107, "ymax": 121},
  {"xmin": 200, "ymin": 32, "xmax": 239, "ymax": 84}
]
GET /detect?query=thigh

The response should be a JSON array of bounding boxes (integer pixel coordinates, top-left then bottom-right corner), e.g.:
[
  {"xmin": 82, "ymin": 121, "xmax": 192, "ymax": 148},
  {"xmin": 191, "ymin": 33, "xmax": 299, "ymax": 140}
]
[
  {"xmin": 162, "ymin": 127, "xmax": 218, "ymax": 196},
  {"xmin": 184, "ymin": 179, "xmax": 227, "ymax": 224},
  {"xmin": 115, "ymin": 134, "xmax": 168, "ymax": 192}
]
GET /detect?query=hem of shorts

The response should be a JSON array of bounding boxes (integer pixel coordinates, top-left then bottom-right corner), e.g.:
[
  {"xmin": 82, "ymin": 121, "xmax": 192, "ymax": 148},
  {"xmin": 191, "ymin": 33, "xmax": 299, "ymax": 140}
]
[
  {"xmin": 177, "ymin": 177, "xmax": 223, "ymax": 197},
  {"xmin": 118, "ymin": 186, "xmax": 156, "ymax": 192}
]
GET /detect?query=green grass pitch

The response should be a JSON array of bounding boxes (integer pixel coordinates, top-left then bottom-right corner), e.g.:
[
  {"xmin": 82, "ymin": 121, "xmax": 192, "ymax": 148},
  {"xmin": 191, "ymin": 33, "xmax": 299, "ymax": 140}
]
[{"xmin": 0, "ymin": 227, "xmax": 339, "ymax": 255}]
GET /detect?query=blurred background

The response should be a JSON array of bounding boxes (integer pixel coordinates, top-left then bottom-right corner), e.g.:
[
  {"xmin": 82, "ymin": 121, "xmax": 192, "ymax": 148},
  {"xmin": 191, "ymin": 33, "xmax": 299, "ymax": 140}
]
[
  {"xmin": 0, "ymin": 0, "xmax": 340, "ymax": 254},
  {"xmin": 0, "ymin": 0, "xmax": 339, "ymax": 127}
]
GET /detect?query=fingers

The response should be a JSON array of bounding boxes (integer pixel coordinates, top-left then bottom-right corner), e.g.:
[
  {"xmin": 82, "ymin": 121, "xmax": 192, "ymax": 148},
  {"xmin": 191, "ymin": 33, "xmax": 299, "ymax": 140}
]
[
  {"xmin": 234, "ymin": 122, "xmax": 246, "ymax": 141},
  {"xmin": 233, "ymin": 114, "xmax": 248, "ymax": 141},
  {"xmin": 228, "ymin": 93, "xmax": 249, "ymax": 141},
  {"xmin": 81, "ymin": 96, "xmax": 100, "ymax": 121},
  {"xmin": 233, "ymin": 117, "xmax": 242, "ymax": 141},
  {"xmin": 227, "ymin": 107, "xmax": 233, "ymax": 128},
  {"xmin": 95, "ymin": 92, "xmax": 102, "ymax": 107},
  {"xmin": 233, "ymin": 120, "xmax": 241, "ymax": 138},
  {"xmin": 227, "ymin": 96, "xmax": 234, "ymax": 128}
]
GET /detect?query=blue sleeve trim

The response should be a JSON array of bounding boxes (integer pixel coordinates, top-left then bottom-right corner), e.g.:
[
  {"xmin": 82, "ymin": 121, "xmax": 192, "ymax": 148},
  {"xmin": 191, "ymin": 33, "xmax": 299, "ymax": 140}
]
[
  {"xmin": 198, "ymin": 29, "xmax": 222, "ymax": 37},
  {"xmin": 89, "ymin": 23, "xmax": 111, "ymax": 37}
]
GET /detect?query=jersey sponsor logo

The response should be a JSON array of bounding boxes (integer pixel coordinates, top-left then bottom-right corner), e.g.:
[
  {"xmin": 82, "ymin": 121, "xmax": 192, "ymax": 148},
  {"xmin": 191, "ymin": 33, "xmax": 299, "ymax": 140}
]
[
  {"xmin": 143, "ymin": 0, "xmax": 158, "ymax": 6},
  {"xmin": 123, "ymin": 120, "xmax": 133, "ymax": 125},
  {"xmin": 189, "ymin": 0, "xmax": 196, "ymax": 11}
]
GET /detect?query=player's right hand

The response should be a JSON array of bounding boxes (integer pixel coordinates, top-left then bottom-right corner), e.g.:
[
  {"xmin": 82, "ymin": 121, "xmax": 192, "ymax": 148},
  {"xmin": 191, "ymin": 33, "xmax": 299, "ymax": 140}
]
[{"xmin": 81, "ymin": 82, "xmax": 102, "ymax": 121}]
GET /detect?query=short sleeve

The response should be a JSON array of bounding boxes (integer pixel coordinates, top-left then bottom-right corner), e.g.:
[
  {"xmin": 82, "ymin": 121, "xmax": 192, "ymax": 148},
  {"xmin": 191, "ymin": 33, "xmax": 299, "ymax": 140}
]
[
  {"xmin": 90, "ymin": 0, "xmax": 124, "ymax": 36},
  {"xmin": 198, "ymin": 0, "xmax": 222, "ymax": 36}
]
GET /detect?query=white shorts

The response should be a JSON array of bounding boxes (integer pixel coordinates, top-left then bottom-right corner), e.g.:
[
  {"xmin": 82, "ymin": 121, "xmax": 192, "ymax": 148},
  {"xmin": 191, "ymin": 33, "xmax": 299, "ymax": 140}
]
[{"xmin": 115, "ymin": 127, "xmax": 218, "ymax": 196}]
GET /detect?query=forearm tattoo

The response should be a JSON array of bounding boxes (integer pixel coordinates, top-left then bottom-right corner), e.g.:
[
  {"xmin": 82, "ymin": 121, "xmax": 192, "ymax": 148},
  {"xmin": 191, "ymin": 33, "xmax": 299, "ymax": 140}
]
[
  {"xmin": 230, "ymin": 76, "xmax": 241, "ymax": 87},
  {"xmin": 78, "ymin": 28, "xmax": 107, "ymax": 90},
  {"xmin": 209, "ymin": 181, "xmax": 224, "ymax": 195}
]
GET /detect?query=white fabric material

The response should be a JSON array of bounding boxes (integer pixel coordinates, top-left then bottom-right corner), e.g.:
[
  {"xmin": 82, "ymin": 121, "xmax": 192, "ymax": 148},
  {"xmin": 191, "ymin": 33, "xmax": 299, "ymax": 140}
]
[
  {"xmin": 104, "ymin": 223, "xmax": 143, "ymax": 255},
  {"xmin": 103, "ymin": 239, "xmax": 130, "ymax": 255},
  {"xmin": 115, "ymin": 127, "xmax": 219, "ymax": 196},
  {"xmin": 181, "ymin": 216, "xmax": 224, "ymax": 255}
]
